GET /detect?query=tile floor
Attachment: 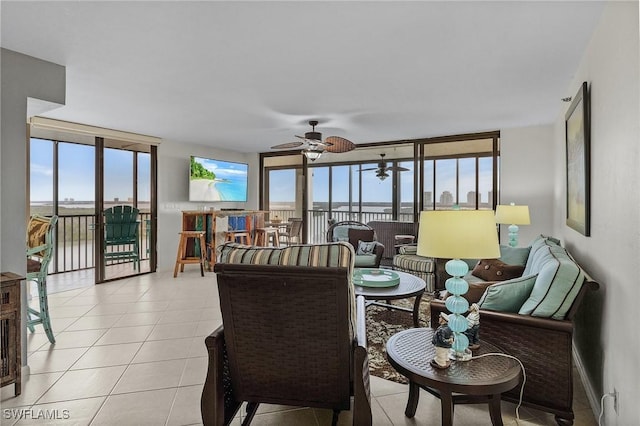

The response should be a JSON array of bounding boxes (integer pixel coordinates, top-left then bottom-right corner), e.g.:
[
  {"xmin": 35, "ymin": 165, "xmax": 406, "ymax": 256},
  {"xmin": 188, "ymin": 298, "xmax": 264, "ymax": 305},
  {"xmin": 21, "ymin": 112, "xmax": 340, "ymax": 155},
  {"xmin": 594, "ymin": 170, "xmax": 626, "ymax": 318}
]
[{"xmin": 2, "ymin": 269, "xmax": 598, "ymax": 425}]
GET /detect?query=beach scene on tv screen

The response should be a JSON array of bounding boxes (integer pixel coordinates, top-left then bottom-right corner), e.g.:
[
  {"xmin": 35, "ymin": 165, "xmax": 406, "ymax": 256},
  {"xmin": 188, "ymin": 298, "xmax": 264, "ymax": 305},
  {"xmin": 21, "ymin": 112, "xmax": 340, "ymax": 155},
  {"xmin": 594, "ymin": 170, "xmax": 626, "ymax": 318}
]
[{"xmin": 190, "ymin": 156, "xmax": 248, "ymax": 202}]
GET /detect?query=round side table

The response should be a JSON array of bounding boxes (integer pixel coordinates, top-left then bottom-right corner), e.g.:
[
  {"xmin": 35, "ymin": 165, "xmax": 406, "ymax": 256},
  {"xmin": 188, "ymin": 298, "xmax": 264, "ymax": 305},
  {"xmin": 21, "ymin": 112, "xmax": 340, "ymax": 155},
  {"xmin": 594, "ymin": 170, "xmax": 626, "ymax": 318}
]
[
  {"xmin": 386, "ymin": 328, "xmax": 522, "ymax": 426},
  {"xmin": 354, "ymin": 269, "xmax": 426, "ymax": 327}
]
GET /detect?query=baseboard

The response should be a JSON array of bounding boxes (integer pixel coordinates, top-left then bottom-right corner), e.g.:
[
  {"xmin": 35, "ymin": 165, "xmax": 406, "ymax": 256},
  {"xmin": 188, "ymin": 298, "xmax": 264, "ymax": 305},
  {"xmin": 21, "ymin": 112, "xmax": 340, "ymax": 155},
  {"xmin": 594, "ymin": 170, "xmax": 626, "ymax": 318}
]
[
  {"xmin": 573, "ymin": 347, "xmax": 599, "ymax": 418},
  {"xmin": 22, "ymin": 364, "xmax": 31, "ymax": 379}
]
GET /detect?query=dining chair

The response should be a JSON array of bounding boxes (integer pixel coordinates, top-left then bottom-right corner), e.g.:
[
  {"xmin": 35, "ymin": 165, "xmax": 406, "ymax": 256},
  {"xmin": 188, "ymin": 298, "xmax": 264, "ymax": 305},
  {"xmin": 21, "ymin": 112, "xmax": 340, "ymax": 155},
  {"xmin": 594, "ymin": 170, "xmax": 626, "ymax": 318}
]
[{"xmin": 278, "ymin": 217, "xmax": 303, "ymax": 246}]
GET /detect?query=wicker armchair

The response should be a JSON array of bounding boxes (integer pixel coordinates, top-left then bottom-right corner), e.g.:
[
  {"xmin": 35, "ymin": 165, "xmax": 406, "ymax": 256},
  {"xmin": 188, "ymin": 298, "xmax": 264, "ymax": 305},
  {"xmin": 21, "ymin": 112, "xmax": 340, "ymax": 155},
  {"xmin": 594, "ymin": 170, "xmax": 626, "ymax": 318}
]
[
  {"xmin": 326, "ymin": 220, "xmax": 384, "ymax": 268},
  {"xmin": 202, "ymin": 263, "xmax": 372, "ymax": 426}
]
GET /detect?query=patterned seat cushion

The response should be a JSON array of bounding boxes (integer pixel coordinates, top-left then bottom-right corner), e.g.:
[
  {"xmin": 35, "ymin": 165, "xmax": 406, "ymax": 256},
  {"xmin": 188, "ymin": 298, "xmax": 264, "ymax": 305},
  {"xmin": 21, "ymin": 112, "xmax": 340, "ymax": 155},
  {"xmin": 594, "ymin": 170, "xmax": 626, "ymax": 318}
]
[
  {"xmin": 217, "ymin": 241, "xmax": 357, "ymax": 335},
  {"xmin": 392, "ymin": 254, "xmax": 435, "ymax": 273}
]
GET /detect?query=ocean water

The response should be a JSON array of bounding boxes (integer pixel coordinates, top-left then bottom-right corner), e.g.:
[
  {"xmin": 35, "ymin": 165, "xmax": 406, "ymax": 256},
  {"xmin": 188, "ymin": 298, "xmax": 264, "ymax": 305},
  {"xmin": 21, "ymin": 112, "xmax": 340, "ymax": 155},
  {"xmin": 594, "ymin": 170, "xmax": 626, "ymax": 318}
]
[{"xmin": 216, "ymin": 174, "xmax": 248, "ymax": 202}]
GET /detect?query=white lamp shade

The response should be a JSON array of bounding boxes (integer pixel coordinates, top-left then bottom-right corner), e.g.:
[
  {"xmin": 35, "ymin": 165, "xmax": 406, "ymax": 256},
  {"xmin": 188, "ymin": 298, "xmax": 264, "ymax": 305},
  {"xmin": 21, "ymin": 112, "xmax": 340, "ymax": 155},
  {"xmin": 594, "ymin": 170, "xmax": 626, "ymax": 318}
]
[
  {"xmin": 495, "ymin": 204, "xmax": 530, "ymax": 225},
  {"xmin": 417, "ymin": 210, "xmax": 501, "ymax": 259},
  {"xmin": 303, "ymin": 149, "xmax": 323, "ymax": 161}
]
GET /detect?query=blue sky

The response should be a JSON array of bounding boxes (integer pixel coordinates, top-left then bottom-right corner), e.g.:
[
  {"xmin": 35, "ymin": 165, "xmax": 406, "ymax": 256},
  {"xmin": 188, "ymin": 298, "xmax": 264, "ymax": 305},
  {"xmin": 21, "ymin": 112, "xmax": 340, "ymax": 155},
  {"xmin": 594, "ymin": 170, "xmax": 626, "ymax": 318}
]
[
  {"xmin": 269, "ymin": 158, "xmax": 494, "ymax": 205},
  {"xmin": 30, "ymin": 138, "xmax": 150, "ymax": 202}
]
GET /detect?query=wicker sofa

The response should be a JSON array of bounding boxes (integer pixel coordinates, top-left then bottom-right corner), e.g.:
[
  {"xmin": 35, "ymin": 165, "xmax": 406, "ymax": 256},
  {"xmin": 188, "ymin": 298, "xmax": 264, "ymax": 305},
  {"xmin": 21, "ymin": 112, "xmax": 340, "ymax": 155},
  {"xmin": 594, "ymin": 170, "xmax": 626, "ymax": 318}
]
[{"xmin": 430, "ymin": 236, "xmax": 599, "ymax": 425}]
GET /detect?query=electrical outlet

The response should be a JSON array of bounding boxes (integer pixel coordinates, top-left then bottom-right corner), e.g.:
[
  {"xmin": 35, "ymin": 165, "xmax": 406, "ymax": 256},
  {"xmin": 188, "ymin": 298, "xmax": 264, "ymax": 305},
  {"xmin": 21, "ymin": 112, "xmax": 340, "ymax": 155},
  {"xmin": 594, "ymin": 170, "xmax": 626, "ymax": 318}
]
[{"xmin": 613, "ymin": 388, "xmax": 619, "ymax": 415}]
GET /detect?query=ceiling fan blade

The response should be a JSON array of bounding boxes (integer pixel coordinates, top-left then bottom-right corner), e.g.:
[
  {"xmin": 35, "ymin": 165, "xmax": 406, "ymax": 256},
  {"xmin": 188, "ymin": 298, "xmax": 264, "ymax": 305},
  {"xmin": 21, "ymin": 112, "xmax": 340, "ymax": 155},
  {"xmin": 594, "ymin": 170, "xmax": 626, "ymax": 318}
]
[
  {"xmin": 387, "ymin": 166, "xmax": 410, "ymax": 172},
  {"xmin": 271, "ymin": 141, "xmax": 304, "ymax": 149},
  {"xmin": 360, "ymin": 167, "xmax": 379, "ymax": 171},
  {"xmin": 324, "ymin": 136, "xmax": 355, "ymax": 153}
]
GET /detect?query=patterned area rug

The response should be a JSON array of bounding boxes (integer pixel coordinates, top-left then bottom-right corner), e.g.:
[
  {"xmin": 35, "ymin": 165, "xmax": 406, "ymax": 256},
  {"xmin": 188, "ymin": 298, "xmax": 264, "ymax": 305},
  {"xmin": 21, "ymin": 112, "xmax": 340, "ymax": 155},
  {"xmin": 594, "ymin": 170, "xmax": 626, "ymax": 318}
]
[{"xmin": 365, "ymin": 295, "xmax": 433, "ymax": 384}]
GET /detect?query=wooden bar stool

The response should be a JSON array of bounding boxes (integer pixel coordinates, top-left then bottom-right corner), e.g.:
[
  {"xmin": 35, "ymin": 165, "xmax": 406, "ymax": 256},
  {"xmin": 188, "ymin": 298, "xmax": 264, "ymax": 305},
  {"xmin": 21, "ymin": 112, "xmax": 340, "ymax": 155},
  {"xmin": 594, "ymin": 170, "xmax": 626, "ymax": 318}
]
[
  {"xmin": 174, "ymin": 231, "xmax": 206, "ymax": 277},
  {"xmin": 255, "ymin": 227, "xmax": 280, "ymax": 247},
  {"xmin": 224, "ymin": 230, "xmax": 252, "ymax": 245}
]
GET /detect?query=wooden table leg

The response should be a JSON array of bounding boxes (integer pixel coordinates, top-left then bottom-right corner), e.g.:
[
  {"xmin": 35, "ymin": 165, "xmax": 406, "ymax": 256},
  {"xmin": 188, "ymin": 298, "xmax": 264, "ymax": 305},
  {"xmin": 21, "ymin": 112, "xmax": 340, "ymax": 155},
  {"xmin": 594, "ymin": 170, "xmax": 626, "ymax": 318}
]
[
  {"xmin": 412, "ymin": 293, "xmax": 424, "ymax": 327},
  {"xmin": 441, "ymin": 391, "xmax": 454, "ymax": 426},
  {"xmin": 488, "ymin": 393, "xmax": 504, "ymax": 426},
  {"xmin": 404, "ymin": 381, "xmax": 420, "ymax": 418}
]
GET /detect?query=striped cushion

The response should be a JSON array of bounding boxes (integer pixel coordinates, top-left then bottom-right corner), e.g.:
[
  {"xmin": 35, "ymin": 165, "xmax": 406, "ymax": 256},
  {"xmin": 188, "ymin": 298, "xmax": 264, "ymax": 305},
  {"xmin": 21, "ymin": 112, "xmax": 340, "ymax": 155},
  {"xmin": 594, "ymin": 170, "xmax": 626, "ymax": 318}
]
[
  {"xmin": 217, "ymin": 242, "xmax": 282, "ymax": 265},
  {"xmin": 392, "ymin": 254, "xmax": 435, "ymax": 273},
  {"xmin": 280, "ymin": 243, "xmax": 354, "ymax": 270},
  {"xmin": 519, "ymin": 245, "xmax": 584, "ymax": 319},
  {"xmin": 217, "ymin": 241, "xmax": 358, "ymax": 335}
]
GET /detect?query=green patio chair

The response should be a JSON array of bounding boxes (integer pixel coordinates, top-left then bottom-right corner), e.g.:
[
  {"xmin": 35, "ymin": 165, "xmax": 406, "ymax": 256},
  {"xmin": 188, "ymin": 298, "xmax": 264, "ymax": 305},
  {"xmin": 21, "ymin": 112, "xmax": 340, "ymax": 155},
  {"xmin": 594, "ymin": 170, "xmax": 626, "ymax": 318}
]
[
  {"xmin": 26, "ymin": 214, "xmax": 58, "ymax": 343},
  {"xmin": 104, "ymin": 205, "xmax": 140, "ymax": 270}
]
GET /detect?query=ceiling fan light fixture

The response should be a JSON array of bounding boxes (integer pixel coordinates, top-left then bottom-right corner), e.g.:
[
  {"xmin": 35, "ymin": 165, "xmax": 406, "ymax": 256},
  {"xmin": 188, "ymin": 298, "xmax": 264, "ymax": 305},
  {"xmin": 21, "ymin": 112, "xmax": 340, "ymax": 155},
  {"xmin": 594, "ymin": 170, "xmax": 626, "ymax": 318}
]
[
  {"xmin": 303, "ymin": 148, "xmax": 323, "ymax": 161},
  {"xmin": 376, "ymin": 170, "xmax": 389, "ymax": 180}
]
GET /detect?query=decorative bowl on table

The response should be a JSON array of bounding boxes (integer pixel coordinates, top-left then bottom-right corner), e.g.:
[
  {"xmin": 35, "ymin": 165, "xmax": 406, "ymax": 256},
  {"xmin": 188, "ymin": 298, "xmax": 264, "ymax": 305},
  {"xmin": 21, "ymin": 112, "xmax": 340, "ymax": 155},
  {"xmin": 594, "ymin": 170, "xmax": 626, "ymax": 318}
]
[{"xmin": 353, "ymin": 268, "xmax": 400, "ymax": 288}]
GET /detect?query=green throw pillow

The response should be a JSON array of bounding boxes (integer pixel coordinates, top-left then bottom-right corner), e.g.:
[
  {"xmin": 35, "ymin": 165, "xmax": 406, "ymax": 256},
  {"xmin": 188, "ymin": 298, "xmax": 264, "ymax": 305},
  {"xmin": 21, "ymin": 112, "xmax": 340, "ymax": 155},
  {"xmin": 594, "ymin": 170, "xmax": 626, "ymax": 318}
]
[{"xmin": 478, "ymin": 274, "xmax": 537, "ymax": 313}]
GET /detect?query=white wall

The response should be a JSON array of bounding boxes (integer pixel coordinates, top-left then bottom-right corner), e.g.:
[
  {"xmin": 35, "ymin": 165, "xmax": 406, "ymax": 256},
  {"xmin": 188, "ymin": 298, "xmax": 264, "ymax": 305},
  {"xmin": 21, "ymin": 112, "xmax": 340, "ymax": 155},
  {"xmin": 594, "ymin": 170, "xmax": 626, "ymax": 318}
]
[
  {"xmin": 551, "ymin": 2, "xmax": 639, "ymax": 424},
  {"xmin": 156, "ymin": 140, "xmax": 259, "ymax": 269},
  {"xmin": 499, "ymin": 125, "xmax": 555, "ymax": 246},
  {"xmin": 1, "ymin": 48, "xmax": 66, "ymax": 366}
]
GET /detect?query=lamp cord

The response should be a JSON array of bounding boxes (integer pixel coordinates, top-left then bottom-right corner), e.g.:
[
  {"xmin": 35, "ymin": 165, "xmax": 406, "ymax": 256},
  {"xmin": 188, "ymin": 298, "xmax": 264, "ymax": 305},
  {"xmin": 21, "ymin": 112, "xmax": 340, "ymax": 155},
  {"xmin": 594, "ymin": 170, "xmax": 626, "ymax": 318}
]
[
  {"xmin": 470, "ymin": 353, "xmax": 526, "ymax": 421},
  {"xmin": 598, "ymin": 392, "xmax": 616, "ymax": 426}
]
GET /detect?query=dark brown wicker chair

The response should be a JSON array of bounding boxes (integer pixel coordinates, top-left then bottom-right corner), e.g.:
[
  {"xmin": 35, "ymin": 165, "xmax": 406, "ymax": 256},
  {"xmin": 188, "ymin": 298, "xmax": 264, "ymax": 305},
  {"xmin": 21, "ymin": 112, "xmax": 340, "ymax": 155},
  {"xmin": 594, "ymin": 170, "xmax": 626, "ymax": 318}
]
[
  {"xmin": 201, "ymin": 263, "xmax": 372, "ymax": 426},
  {"xmin": 430, "ymin": 277, "xmax": 599, "ymax": 426}
]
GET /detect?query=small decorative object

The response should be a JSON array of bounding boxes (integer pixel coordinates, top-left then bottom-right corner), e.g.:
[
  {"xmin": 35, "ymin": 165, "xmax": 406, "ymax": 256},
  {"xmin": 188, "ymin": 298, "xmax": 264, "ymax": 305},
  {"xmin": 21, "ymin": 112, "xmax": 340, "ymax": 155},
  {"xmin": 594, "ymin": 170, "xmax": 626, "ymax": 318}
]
[
  {"xmin": 271, "ymin": 215, "xmax": 281, "ymax": 224},
  {"xmin": 417, "ymin": 210, "xmax": 500, "ymax": 362},
  {"xmin": 464, "ymin": 303, "xmax": 481, "ymax": 350},
  {"xmin": 353, "ymin": 268, "xmax": 400, "ymax": 288},
  {"xmin": 565, "ymin": 81, "xmax": 591, "ymax": 236},
  {"xmin": 495, "ymin": 203, "xmax": 531, "ymax": 247},
  {"xmin": 431, "ymin": 312, "xmax": 454, "ymax": 369}
]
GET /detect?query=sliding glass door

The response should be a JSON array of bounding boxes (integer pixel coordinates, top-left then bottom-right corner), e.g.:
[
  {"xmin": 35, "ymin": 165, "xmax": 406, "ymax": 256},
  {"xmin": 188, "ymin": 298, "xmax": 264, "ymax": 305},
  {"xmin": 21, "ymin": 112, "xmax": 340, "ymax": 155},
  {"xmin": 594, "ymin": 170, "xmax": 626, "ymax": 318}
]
[{"xmin": 28, "ymin": 135, "xmax": 157, "ymax": 284}]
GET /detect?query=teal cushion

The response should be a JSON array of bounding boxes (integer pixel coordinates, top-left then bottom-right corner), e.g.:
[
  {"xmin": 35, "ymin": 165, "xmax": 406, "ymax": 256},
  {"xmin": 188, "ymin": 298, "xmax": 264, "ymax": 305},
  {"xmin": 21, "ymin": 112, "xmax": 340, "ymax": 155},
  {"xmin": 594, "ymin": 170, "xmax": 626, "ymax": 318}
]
[
  {"xmin": 519, "ymin": 247, "xmax": 584, "ymax": 319},
  {"xmin": 332, "ymin": 226, "xmax": 350, "ymax": 242},
  {"xmin": 478, "ymin": 274, "xmax": 538, "ymax": 313},
  {"xmin": 331, "ymin": 224, "xmax": 370, "ymax": 242},
  {"xmin": 499, "ymin": 245, "xmax": 531, "ymax": 266},
  {"xmin": 523, "ymin": 237, "xmax": 564, "ymax": 276},
  {"xmin": 354, "ymin": 254, "xmax": 378, "ymax": 267}
]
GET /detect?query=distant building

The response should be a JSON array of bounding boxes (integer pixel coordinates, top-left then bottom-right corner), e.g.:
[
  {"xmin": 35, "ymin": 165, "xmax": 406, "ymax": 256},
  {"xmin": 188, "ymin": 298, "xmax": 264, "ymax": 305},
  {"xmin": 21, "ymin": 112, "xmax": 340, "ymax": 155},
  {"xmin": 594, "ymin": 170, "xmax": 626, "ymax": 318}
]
[{"xmin": 440, "ymin": 191, "xmax": 454, "ymax": 206}]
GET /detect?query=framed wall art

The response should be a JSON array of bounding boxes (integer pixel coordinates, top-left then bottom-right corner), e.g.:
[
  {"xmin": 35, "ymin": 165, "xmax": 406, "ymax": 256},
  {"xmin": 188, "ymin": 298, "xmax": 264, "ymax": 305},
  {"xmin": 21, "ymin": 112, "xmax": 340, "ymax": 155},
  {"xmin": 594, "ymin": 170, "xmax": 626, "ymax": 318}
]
[{"xmin": 565, "ymin": 81, "xmax": 590, "ymax": 236}]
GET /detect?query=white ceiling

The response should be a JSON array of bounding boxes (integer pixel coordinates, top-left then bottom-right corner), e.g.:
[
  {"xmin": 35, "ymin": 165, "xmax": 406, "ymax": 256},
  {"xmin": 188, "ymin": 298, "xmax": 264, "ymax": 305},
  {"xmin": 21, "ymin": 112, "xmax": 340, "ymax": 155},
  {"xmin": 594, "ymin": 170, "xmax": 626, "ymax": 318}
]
[{"xmin": 1, "ymin": 1, "xmax": 604, "ymax": 153}]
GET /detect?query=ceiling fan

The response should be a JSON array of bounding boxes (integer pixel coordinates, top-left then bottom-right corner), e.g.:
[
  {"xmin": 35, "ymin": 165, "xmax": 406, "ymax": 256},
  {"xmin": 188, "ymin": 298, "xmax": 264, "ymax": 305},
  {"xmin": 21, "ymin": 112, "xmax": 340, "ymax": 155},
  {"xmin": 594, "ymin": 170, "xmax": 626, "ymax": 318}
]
[
  {"xmin": 270, "ymin": 120, "xmax": 356, "ymax": 161},
  {"xmin": 361, "ymin": 154, "xmax": 409, "ymax": 180}
]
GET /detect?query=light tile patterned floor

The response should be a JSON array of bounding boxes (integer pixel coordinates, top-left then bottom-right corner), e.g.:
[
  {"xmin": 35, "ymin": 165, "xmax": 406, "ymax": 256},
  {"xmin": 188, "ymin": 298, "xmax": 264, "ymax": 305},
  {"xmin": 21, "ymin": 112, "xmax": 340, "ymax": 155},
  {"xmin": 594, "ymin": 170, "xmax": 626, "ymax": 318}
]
[{"xmin": 1, "ymin": 269, "xmax": 598, "ymax": 425}]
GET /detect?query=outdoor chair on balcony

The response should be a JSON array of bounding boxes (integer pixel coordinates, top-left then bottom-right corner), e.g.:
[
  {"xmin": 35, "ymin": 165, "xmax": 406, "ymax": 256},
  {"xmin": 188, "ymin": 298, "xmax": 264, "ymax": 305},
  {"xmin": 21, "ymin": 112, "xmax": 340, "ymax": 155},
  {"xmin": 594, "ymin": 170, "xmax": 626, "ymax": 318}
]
[
  {"xmin": 26, "ymin": 214, "xmax": 58, "ymax": 343},
  {"xmin": 104, "ymin": 205, "xmax": 140, "ymax": 270},
  {"xmin": 278, "ymin": 217, "xmax": 303, "ymax": 246}
]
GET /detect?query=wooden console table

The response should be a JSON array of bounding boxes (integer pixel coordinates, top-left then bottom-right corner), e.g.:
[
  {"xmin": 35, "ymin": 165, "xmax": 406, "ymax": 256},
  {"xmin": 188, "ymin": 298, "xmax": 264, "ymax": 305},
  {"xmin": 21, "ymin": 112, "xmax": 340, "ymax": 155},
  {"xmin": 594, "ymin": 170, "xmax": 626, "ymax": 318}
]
[
  {"xmin": 181, "ymin": 210, "xmax": 267, "ymax": 271},
  {"xmin": 1, "ymin": 272, "xmax": 24, "ymax": 396}
]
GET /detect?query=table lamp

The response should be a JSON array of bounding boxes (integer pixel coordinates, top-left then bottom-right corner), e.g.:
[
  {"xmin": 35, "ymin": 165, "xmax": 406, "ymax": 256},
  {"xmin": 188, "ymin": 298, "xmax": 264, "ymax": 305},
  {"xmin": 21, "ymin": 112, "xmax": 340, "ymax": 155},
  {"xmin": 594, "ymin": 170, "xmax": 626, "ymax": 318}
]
[
  {"xmin": 494, "ymin": 203, "xmax": 531, "ymax": 247},
  {"xmin": 417, "ymin": 210, "xmax": 500, "ymax": 361}
]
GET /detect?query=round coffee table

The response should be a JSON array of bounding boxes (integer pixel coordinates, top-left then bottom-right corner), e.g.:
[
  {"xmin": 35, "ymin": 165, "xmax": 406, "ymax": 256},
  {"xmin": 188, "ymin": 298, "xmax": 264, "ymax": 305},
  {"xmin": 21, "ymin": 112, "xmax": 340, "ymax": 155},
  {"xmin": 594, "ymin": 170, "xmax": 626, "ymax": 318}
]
[
  {"xmin": 386, "ymin": 328, "xmax": 522, "ymax": 426},
  {"xmin": 354, "ymin": 269, "xmax": 426, "ymax": 327}
]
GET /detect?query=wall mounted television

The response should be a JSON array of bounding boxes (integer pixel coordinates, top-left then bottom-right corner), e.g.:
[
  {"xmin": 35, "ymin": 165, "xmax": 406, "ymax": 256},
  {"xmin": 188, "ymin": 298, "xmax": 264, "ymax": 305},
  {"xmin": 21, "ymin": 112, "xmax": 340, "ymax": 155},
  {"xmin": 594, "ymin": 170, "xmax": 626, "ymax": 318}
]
[{"xmin": 189, "ymin": 156, "xmax": 248, "ymax": 202}]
